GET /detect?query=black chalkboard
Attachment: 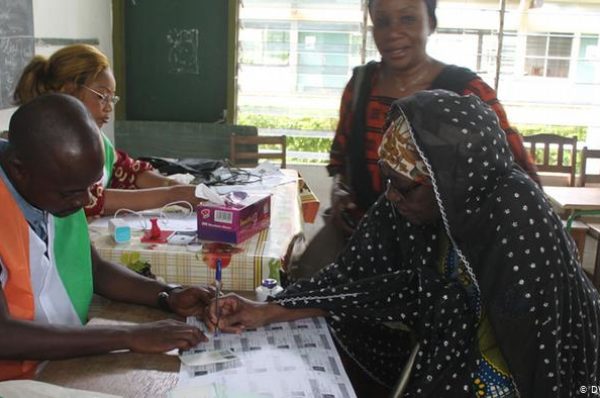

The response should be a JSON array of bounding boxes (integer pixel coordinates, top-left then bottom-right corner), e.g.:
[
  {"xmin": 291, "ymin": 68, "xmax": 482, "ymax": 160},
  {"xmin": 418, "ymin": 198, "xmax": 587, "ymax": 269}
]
[
  {"xmin": 115, "ymin": 120, "xmax": 257, "ymax": 160},
  {"xmin": 0, "ymin": 0, "xmax": 34, "ymax": 109},
  {"xmin": 124, "ymin": 0, "xmax": 229, "ymax": 122}
]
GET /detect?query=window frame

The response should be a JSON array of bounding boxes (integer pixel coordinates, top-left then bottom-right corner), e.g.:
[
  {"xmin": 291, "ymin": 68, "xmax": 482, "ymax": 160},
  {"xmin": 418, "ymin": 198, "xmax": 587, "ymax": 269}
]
[{"xmin": 524, "ymin": 32, "xmax": 574, "ymax": 79}]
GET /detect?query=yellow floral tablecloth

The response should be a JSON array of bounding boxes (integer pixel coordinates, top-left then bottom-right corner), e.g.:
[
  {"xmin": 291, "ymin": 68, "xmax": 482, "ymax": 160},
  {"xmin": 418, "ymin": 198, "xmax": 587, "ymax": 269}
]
[{"xmin": 90, "ymin": 171, "xmax": 304, "ymax": 291}]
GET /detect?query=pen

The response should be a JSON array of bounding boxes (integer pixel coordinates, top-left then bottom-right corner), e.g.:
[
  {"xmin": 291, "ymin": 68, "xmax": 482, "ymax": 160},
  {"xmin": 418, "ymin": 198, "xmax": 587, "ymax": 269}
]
[{"xmin": 214, "ymin": 258, "xmax": 222, "ymax": 336}]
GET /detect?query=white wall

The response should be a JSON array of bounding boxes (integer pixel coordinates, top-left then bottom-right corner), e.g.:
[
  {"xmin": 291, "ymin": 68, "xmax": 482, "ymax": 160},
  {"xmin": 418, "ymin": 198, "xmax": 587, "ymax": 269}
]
[{"xmin": 0, "ymin": 0, "xmax": 113, "ymax": 138}]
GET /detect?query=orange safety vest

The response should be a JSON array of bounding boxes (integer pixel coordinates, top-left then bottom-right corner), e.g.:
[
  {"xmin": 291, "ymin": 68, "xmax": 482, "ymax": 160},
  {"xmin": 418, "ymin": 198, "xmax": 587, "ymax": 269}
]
[{"xmin": 0, "ymin": 176, "xmax": 38, "ymax": 380}]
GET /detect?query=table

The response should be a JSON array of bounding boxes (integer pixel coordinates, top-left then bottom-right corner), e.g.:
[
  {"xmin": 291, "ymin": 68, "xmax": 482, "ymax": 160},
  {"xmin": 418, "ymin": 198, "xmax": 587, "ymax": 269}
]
[
  {"xmin": 38, "ymin": 295, "xmax": 354, "ymax": 398},
  {"xmin": 544, "ymin": 186, "xmax": 600, "ymax": 228},
  {"xmin": 544, "ymin": 186, "xmax": 600, "ymax": 212},
  {"xmin": 544, "ymin": 186, "xmax": 600, "ymax": 260},
  {"xmin": 37, "ymin": 301, "xmax": 179, "ymax": 397},
  {"xmin": 90, "ymin": 170, "xmax": 304, "ymax": 292},
  {"xmin": 544, "ymin": 186, "xmax": 600, "ymax": 285}
]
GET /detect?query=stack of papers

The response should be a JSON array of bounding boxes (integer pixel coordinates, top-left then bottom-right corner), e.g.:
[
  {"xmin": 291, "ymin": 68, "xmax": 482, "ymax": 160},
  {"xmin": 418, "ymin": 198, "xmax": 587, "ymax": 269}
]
[{"xmin": 172, "ymin": 317, "xmax": 357, "ymax": 398}]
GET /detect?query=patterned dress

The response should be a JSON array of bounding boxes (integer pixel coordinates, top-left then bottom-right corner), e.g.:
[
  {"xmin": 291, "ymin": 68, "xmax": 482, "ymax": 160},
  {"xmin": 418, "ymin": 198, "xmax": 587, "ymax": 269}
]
[
  {"xmin": 328, "ymin": 62, "xmax": 540, "ymax": 217},
  {"xmin": 84, "ymin": 133, "xmax": 153, "ymax": 217},
  {"xmin": 275, "ymin": 90, "xmax": 599, "ymax": 397}
]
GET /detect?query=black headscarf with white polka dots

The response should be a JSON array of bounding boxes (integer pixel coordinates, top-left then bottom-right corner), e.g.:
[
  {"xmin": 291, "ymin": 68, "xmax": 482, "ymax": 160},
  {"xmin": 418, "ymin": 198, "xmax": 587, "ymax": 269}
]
[{"xmin": 277, "ymin": 90, "xmax": 599, "ymax": 397}]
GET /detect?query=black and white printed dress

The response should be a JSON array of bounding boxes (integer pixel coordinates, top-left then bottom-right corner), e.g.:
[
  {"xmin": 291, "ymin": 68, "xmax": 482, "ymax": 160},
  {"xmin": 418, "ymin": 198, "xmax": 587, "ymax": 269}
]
[{"xmin": 274, "ymin": 90, "xmax": 600, "ymax": 398}]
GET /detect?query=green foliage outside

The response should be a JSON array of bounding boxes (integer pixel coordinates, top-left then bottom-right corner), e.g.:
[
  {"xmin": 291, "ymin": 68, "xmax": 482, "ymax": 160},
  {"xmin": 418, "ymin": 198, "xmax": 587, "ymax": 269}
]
[
  {"xmin": 238, "ymin": 113, "xmax": 337, "ymax": 164},
  {"xmin": 238, "ymin": 114, "xmax": 337, "ymax": 132},
  {"xmin": 238, "ymin": 113, "xmax": 588, "ymax": 167}
]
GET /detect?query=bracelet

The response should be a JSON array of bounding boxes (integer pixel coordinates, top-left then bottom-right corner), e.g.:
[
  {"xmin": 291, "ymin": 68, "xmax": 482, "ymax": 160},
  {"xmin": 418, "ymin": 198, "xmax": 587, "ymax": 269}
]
[{"xmin": 157, "ymin": 284, "xmax": 183, "ymax": 312}]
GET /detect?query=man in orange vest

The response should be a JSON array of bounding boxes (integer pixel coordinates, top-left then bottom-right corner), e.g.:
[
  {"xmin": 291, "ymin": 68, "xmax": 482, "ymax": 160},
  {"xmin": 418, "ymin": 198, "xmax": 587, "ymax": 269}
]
[{"xmin": 0, "ymin": 94, "xmax": 210, "ymax": 380}]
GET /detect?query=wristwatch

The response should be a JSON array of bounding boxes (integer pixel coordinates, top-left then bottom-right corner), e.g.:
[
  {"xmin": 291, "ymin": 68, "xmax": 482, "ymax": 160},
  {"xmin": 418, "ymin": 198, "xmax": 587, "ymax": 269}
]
[{"xmin": 157, "ymin": 284, "xmax": 183, "ymax": 312}]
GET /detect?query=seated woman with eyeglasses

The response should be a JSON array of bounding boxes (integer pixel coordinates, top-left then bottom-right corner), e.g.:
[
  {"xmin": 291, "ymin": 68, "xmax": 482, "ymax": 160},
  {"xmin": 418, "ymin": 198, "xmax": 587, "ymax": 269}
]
[{"xmin": 13, "ymin": 44, "xmax": 201, "ymax": 217}]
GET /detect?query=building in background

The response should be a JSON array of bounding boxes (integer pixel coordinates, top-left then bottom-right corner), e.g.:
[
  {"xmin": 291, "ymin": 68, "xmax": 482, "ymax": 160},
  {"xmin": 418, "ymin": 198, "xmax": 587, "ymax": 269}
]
[{"xmin": 236, "ymin": 0, "xmax": 600, "ymax": 152}]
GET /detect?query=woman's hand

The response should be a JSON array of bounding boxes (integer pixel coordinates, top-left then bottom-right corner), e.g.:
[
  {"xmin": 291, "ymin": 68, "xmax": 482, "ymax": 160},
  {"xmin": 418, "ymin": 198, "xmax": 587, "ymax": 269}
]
[
  {"xmin": 165, "ymin": 184, "xmax": 205, "ymax": 207},
  {"xmin": 206, "ymin": 294, "xmax": 277, "ymax": 334},
  {"xmin": 100, "ymin": 184, "xmax": 205, "ymax": 215},
  {"xmin": 136, "ymin": 170, "xmax": 205, "ymax": 207}
]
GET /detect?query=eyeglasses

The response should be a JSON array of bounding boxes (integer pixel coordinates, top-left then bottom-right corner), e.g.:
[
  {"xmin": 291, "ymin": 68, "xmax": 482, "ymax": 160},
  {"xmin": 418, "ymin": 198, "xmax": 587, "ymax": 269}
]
[
  {"xmin": 385, "ymin": 178, "xmax": 421, "ymax": 198},
  {"xmin": 81, "ymin": 85, "xmax": 120, "ymax": 106}
]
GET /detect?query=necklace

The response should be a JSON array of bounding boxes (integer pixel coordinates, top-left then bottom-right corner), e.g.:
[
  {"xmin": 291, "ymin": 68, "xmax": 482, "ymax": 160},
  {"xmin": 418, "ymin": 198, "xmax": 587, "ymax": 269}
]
[{"xmin": 397, "ymin": 69, "xmax": 429, "ymax": 92}]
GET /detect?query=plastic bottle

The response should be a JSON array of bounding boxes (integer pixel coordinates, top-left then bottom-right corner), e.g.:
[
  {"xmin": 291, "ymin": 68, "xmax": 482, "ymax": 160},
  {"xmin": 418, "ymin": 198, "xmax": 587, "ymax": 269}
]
[{"xmin": 255, "ymin": 278, "xmax": 284, "ymax": 302}]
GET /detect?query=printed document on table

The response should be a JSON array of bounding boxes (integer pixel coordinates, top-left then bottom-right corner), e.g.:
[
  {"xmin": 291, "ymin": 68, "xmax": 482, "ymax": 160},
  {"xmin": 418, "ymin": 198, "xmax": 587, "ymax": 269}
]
[{"xmin": 173, "ymin": 317, "xmax": 356, "ymax": 398}]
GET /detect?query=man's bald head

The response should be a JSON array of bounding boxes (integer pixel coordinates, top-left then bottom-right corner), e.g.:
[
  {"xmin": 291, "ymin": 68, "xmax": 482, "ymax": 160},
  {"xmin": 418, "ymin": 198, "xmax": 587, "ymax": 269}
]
[
  {"xmin": 3, "ymin": 93, "xmax": 104, "ymax": 217},
  {"xmin": 8, "ymin": 93, "xmax": 101, "ymax": 168}
]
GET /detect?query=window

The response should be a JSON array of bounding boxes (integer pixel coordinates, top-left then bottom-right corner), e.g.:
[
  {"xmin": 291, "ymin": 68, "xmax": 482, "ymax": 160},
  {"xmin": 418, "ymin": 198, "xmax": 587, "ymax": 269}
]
[
  {"xmin": 427, "ymin": 29, "xmax": 483, "ymax": 72},
  {"xmin": 243, "ymin": 0, "xmax": 360, "ymax": 6},
  {"xmin": 480, "ymin": 32, "xmax": 518, "ymax": 77},
  {"xmin": 525, "ymin": 33, "xmax": 573, "ymax": 78},
  {"xmin": 576, "ymin": 35, "xmax": 599, "ymax": 84},
  {"xmin": 236, "ymin": 1, "xmax": 599, "ymax": 163},
  {"xmin": 239, "ymin": 21, "xmax": 290, "ymax": 66},
  {"xmin": 426, "ymin": 29, "xmax": 518, "ymax": 79},
  {"xmin": 296, "ymin": 22, "xmax": 362, "ymax": 94}
]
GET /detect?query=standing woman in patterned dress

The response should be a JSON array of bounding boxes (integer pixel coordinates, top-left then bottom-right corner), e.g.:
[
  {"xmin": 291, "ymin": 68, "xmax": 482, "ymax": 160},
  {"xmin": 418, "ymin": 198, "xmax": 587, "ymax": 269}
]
[
  {"xmin": 13, "ymin": 44, "xmax": 202, "ymax": 217},
  {"xmin": 290, "ymin": 0, "xmax": 540, "ymax": 280},
  {"xmin": 209, "ymin": 90, "xmax": 599, "ymax": 398}
]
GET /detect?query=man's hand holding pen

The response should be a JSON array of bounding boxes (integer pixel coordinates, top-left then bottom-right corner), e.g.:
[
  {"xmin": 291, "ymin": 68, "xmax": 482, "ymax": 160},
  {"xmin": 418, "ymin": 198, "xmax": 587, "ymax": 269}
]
[{"xmin": 165, "ymin": 286, "xmax": 215, "ymax": 318}]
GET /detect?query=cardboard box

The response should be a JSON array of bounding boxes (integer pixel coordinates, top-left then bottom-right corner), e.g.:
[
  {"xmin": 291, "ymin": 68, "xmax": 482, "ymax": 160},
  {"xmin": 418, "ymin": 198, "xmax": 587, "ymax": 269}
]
[
  {"xmin": 197, "ymin": 192, "xmax": 271, "ymax": 243},
  {"xmin": 298, "ymin": 176, "xmax": 320, "ymax": 224}
]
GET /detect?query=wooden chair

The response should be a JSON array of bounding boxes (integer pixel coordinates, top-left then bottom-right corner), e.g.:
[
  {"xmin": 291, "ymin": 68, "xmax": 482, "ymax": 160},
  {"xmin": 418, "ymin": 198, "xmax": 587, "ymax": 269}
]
[
  {"xmin": 577, "ymin": 147, "xmax": 600, "ymax": 289},
  {"xmin": 526, "ymin": 134, "xmax": 585, "ymax": 258},
  {"xmin": 229, "ymin": 133, "xmax": 287, "ymax": 168},
  {"xmin": 522, "ymin": 134, "xmax": 577, "ymax": 186},
  {"xmin": 579, "ymin": 146, "xmax": 600, "ymax": 186},
  {"xmin": 583, "ymin": 223, "xmax": 600, "ymax": 289}
]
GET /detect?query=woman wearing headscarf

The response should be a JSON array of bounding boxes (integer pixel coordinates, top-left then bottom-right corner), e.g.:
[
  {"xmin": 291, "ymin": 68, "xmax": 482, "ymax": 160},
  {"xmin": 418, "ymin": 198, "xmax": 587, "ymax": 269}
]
[
  {"xmin": 291, "ymin": 0, "xmax": 540, "ymax": 279},
  {"xmin": 210, "ymin": 90, "xmax": 599, "ymax": 397}
]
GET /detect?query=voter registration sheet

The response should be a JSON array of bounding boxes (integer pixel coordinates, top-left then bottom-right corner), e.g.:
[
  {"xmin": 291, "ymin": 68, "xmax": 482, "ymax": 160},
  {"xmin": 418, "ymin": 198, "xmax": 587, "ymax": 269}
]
[{"xmin": 172, "ymin": 316, "xmax": 357, "ymax": 398}]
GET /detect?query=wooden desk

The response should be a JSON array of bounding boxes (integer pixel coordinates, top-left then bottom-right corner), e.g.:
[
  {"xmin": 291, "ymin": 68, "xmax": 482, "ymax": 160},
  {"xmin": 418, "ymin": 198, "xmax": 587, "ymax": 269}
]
[
  {"xmin": 544, "ymin": 186, "xmax": 600, "ymax": 260},
  {"xmin": 38, "ymin": 289, "xmax": 260, "ymax": 397},
  {"xmin": 544, "ymin": 186, "xmax": 600, "ymax": 229},
  {"xmin": 544, "ymin": 186, "xmax": 600, "ymax": 212},
  {"xmin": 544, "ymin": 186, "xmax": 600, "ymax": 286},
  {"xmin": 90, "ymin": 169, "xmax": 304, "ymax": 291},
  {"xmin": 37, "ymin": 288, "xmax": 348, "ymax": 398},
  {"xmin": 37, "ymin": 302, "xmax": 179, "ymax": 398}
]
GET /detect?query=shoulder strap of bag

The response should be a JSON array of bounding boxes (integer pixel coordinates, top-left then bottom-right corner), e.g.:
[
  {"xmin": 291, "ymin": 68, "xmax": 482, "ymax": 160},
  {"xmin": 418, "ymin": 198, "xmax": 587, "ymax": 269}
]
[{"xmin": 347, "ymin": 61, "xmax": 380, "ymax": 211}]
